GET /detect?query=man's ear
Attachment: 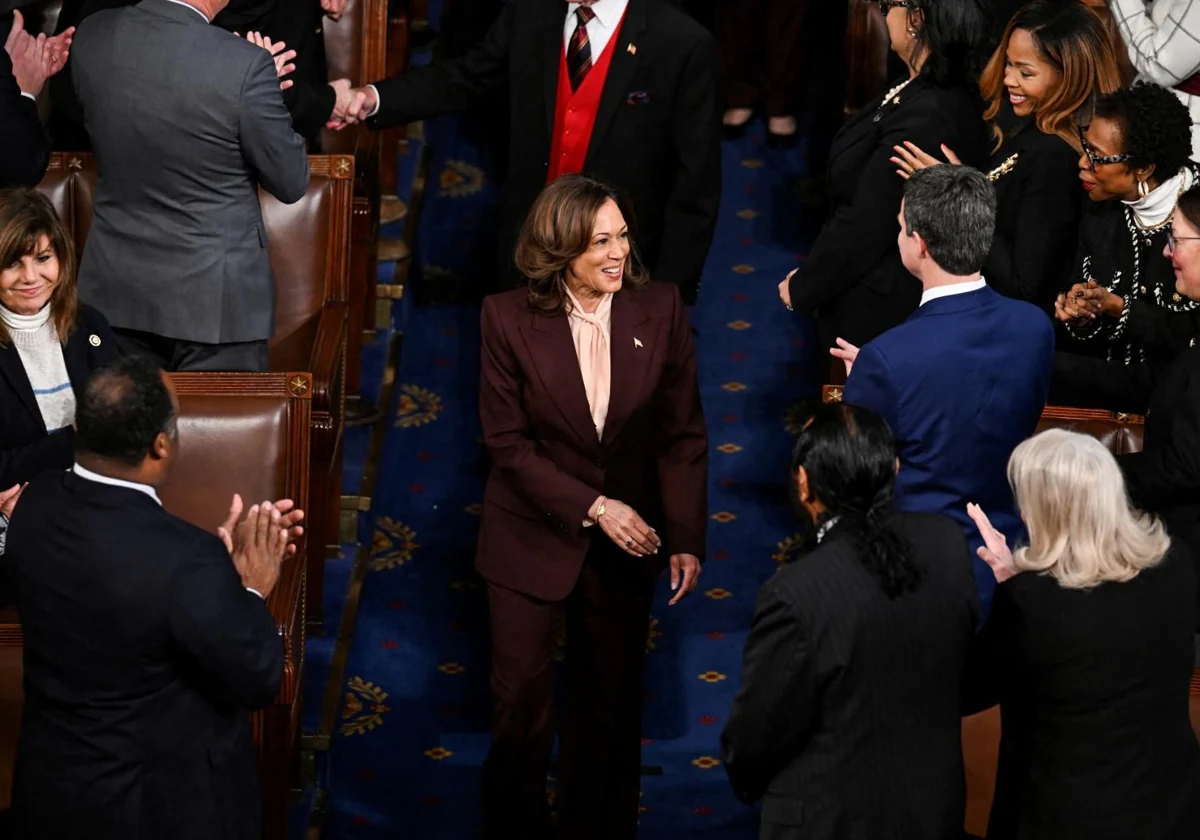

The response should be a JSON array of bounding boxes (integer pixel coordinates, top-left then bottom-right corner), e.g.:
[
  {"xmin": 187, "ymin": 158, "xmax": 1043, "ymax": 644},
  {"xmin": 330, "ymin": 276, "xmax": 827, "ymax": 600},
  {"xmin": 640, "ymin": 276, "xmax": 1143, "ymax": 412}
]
[
  {"xmin": 913, "ymin": 230, "xmax": 930, "ymax": 260},
  {"xmin": 151, "ymin": 431, "xmax": 171, "ymax": 461}
]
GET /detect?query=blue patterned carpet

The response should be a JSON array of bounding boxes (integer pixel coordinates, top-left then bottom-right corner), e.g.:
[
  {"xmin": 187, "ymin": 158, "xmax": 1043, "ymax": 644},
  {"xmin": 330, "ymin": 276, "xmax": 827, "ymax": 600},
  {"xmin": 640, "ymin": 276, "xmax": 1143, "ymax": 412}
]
[{"xmin": 319, "ymin": 98, "xmax": 822, "ymax": 837}]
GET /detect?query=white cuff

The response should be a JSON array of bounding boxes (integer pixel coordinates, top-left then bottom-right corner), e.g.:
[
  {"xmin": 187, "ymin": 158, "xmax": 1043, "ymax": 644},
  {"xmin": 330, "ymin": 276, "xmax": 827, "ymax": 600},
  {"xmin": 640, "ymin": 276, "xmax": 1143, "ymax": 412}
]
[
  {"xmin": 20, "ymin": 91, "xmax": 35, "ymax": 101},
  {"xmin": 367, "ymin": 84, "xmax": 380, "ymax": 117},
  {"xmin": 246, "ymin": 587, "xmax": 265, "ymax": 600}
]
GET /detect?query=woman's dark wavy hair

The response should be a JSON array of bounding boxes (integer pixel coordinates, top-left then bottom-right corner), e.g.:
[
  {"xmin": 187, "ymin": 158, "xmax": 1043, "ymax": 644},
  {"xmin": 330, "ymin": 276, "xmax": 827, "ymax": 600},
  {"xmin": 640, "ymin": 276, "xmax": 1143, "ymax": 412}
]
[
  {"xmin": 790, "ymin": 403, "xmax": 924, "ymax": 599},
  {"xmin": 905, "ymin": 0, "xmax": 993, "ymax": 89},
  {"xmin": 1093, "ymin": 81, "xmax": 1193, "ymax": 179}
]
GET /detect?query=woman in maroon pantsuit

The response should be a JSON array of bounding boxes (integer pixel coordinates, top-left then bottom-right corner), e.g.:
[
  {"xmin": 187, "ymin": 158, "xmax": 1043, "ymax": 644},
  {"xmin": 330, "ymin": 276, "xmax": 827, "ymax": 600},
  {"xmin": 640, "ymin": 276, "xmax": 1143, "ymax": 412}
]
[{"xmin": 476, "ymin": 174, "xmax": 708, "ymax": 840}]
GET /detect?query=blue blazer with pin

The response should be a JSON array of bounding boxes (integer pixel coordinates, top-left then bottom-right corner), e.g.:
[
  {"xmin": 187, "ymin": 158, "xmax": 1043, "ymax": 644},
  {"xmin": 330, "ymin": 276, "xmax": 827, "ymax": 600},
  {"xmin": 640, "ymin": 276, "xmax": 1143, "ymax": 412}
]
[
  {"xmin": 0, "ymin": 304, "xmax": 120, "ymax": 488},
  {"xmin": 843, "ymin": 285, "xmax": 1054, "ymax": 614}
]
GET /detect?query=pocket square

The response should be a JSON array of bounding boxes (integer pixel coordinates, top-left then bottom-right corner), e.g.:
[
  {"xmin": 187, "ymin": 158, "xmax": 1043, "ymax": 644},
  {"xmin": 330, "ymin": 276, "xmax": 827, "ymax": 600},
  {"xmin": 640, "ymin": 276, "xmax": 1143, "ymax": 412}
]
[{"xmin": 626, "ymin": 91, "xmax": 652, "ymax": 106}]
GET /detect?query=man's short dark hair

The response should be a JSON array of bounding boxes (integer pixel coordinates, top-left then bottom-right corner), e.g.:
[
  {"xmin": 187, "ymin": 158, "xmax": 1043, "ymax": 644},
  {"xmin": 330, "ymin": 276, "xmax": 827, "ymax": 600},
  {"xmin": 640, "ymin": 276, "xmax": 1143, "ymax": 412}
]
[
  {"xmin": 902, "ymin": 166, "xmax": 996, "ymax": 276},
  {"xmin": 76, "ymin": 356, "xmax": 177, "ymax": 466}
]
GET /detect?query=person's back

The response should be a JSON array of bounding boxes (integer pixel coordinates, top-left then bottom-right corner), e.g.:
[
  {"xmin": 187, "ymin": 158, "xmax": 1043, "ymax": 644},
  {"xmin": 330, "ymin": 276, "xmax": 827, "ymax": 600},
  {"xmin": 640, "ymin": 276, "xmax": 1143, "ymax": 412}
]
[
  {"xmin": 722, "ymin": 404, "xmax": 980, "ymax": 840},
  {"xmin": 71, "ymin": 0, "xmax": 309, "ymax": 353},
  {"xmin": 841, "ymin": 165, "xmax": 1054, "ymax": 613},
  {"xmin": 4, "ymin": 356, "xmax": 290, "ymax": 840}
]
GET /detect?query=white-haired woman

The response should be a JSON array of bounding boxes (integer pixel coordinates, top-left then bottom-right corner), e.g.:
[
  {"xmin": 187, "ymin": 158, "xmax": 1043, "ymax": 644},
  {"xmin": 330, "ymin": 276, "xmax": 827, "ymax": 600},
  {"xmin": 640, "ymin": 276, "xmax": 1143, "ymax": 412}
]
[{"xmin": 965, "ymin": 429, "xmax": 1200, "ymax": 840}]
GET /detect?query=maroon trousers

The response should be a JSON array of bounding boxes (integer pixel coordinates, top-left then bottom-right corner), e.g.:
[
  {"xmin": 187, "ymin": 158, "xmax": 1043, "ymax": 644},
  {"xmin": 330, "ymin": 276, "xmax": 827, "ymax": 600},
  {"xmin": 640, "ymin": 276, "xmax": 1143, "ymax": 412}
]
[
  {"xmin": 481, "ymin": 537, "xmax": 655, "ymax": 840},
  {"xmin": 716, "ymin": 0, "xmax": 810, "ymax": 117}
]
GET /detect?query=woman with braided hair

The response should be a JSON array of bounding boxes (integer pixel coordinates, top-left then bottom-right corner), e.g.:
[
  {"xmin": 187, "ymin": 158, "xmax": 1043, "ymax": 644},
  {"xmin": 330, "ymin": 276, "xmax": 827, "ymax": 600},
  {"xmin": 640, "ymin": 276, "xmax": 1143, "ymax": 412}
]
[{"xmin": 722, "ymin": 402, "xmax": 980, "ymax": 840}]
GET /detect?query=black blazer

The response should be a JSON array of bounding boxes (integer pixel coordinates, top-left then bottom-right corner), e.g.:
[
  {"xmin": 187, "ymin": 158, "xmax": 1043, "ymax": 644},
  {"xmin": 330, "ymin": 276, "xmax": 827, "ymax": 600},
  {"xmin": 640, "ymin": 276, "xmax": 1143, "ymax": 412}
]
[
  {"xmin": 721, "ymin": 513, "xmax": 980, "ymax": 840},
  {"xmin": 0, "ymin": 304, "xmax": 119, "ymax": 488},
  {"xmin": 788, "ymin": 76, "xmax": 988, "ymax": 347},
  {"xmin": 5, "ymin": 470, "xmax": 284, "ymax": 840},
  {"xmin": 366, "ymin": 0, "xmax": 722, "ymax": 303},
  {"xmin": 983, "ymin": 115, "xmax": 1081, "ymax": 308},
  {"xmin": 0, "ymin": 37, "xmax": 50, "ymax": 188},
  {"xmin": 964, "ymin": 548, "xmax": 1200, "ymax": 839}
]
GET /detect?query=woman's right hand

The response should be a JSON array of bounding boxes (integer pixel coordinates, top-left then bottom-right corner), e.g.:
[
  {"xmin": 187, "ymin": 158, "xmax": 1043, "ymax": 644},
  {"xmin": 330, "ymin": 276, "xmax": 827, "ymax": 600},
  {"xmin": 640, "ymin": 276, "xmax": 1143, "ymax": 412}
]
[
  {"xmin": 967, "ymin": 503, "xmax": 1018, "ymax": 583},
  {"xmin": 597, "ymin": 499, "xmax": 661, "ymax": 557},
  {"xmin": 890, "ymin": 141, "xmax": 961, "ymax": 179}
]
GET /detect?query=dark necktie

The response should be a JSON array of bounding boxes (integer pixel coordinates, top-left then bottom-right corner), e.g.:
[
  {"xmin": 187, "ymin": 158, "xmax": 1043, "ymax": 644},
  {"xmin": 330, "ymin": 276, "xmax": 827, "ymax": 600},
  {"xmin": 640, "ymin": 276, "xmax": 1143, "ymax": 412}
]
[{"xmin": 567, "ymin": 7, "xmax": 597, "ymax": 92}]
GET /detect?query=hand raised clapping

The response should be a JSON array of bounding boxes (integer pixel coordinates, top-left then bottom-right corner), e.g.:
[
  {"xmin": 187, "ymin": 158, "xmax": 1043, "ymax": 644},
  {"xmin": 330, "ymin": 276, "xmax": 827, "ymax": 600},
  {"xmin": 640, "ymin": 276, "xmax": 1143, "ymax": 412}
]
[
  {"xmin": 966, "ymin": 502, "xmax": 1019, "ymax": 583},
  {"xmin": 240, "ymin": 31, "xmax": 297, "ymax": 90},
  {"xmin": 6, "ymin": 12, "xmax": 75, "ymax": 97}
]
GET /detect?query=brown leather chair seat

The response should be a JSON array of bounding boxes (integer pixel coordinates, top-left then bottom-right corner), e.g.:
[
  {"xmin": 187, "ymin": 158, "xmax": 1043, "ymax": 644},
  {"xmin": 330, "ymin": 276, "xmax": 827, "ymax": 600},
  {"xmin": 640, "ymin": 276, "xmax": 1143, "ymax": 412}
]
[{"xmin": 36, "ymin": 152, "xmax": 351, "ymax": 626}]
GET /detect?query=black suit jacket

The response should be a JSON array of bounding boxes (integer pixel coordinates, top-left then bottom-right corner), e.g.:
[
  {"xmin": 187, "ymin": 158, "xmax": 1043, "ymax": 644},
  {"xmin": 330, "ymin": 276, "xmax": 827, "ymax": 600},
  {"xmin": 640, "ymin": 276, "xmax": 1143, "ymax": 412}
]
[
  {"xmin": 367, "ymin": 0, "xmax": 721, "ymax": 303},
  {"xmin": 0, "ymin": 303, "xmax": 119, "ymax": 488},
  {"xmin": 964, "ymin": 547, "xmax": 1200, "ymax": 839},
  {"xmin": 788, "ymin": 76, "xmax": 988, "ymax": 347},
  {"xmin": 0, "ymin": 40, "xmax": 50, "ymax": 187},
  {"xmin": 984, "ymin": 115, "xmax": 1081, "ymax": 308},
  {"xmin": 721, "ymin": 513, "xmax": 980, "ymax": 840},
  {"xmin": 5, "ymin": 470, "xmax": 284, "ymax": 840}
]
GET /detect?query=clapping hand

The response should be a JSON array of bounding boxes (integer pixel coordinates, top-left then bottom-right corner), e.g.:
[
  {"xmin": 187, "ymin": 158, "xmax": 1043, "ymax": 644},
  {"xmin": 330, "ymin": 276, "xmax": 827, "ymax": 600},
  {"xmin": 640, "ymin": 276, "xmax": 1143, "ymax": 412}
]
[
  {"xmin": 1055, "ymin": 279, "xmax": 1118, "ymax": 325},
  {"xmin": 830, "ymin": 337, "xmax": 859, "ymax": 378},
  {"xmin": 218, "ymin": 493, "xmax": 304, "ymax": 556},
  {"xmin": 0, "ymin": 483, "xmax": 26, "ymax": 519},
  {"xmin": 890, "ymin": 141, "xmax": 961, "ymax": 179},
  {"xmin": 966, "ymin": 502, "xmax": 1018, "ymax": 583},
  {"xmin": 230, "ymin": 501, "xmax": 290, "ymax": 598},
  {"xmin": 5, "ymin": 12, "xmax": 73, "ymax": 97},
  {"xmin": 241, "ymin": 31, "xmax": 297, "ymax": 90}
]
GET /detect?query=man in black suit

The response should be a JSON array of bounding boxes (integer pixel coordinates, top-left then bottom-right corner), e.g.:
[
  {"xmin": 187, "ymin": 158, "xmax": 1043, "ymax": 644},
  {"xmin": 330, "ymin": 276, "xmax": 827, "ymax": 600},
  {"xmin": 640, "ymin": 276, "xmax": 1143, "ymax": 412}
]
[
  {"xmin": 331, "ymin": 0, "xmax": 722, "ymax": 303},
  {"xmin": 4, "ymin": 356, "xmax": 303, "ymax": 840},
  {"xmin": 1, "ymin": 10, "xmax": 73, "ymax": 187},
  {"xmin": 722, "ymin": 402, "xmax": 980, "ymax": 839}
]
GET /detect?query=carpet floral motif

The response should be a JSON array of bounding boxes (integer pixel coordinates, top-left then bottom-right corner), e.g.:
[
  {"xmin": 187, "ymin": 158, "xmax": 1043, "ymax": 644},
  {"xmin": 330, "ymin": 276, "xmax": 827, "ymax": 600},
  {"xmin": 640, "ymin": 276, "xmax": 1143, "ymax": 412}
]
[
  {"xmin": 341, "ymin": 676, "xmax": 391, "ymax": 736},
  {"xmin": 371, "ymin": 518, "xmax": 419, "ymax": 571},
  {"xmin": 395, "ymin": 384, "xmax": 444, "ymax": 429},
  {"xmin": 438, "ymin": 159, "xmax": 486, "ymax": 198}
]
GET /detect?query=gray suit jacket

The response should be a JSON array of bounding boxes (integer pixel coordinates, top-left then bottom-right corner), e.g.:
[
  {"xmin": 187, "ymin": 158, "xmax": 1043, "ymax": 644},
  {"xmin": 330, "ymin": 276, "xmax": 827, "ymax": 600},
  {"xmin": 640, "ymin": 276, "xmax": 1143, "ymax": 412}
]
[{"xmin": 72, "ymin": 0, "xmax": 309, "ymax": 344}]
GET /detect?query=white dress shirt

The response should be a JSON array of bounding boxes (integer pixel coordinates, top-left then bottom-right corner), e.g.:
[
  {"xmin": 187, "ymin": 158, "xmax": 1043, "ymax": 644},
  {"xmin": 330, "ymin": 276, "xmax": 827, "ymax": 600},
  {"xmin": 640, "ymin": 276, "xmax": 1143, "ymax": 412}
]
[
  {"xmin": 71, "ymin": 463, "xmax": 265, "ymax": 599},
  {"xmin": 1110, "ymin": 0, "xmax": 1200, "ymax": 159},
  {"xmin": 368, "ymin": 0, "xmax": 631, "ymax": 118},
  {"xmin": 919, "ymin": 277, "xmax": 987, "ymax": 307}
]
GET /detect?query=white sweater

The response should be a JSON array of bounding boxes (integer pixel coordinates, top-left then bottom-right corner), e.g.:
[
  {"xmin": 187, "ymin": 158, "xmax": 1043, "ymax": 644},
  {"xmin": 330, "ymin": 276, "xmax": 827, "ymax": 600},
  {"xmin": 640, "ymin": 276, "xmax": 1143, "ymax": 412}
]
[
  {"xmin": 1110, "ymin": 0, "xmax": 1200, "ymax": 160},
  {"xmin": 0, "ymin": 306, "xmax": 74, "ymax": 432}
]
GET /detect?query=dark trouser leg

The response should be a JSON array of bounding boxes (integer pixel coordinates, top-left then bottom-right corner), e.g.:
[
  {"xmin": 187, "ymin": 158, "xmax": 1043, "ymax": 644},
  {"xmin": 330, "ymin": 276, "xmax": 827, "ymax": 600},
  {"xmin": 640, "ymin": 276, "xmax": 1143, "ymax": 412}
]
[
  {"xmin": 173, "ymin": 340, "xmax": 270, "ymax": 373},
  {"xmin": 715, "ymin": 0, "xmax": 763, "ymax": 110},
  {"xmin": 762, "ymin": 0, "xmax": 809, "ymax": 118},
  {"xmin": 481, "ymin": 582, "xmax": 560, "ymax": 840},
  {"xmin": 556, "ymin": 541, "xmax": 655, "ymax": 840},
  {"xmin": 817, "ymin": 275, "xmax": 922, "ymax": 385}
]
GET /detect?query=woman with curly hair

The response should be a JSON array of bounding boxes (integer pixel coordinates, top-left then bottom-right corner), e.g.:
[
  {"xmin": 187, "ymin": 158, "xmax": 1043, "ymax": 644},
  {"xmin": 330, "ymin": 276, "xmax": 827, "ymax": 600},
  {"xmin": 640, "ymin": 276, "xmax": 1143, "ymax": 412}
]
[
  {"xmin": 723, "ymin": 402, "xmax": 980, "ymax": 839},
  {"xmin": 1052, "ymin": 82, "xmax": 1198, "ymax": 406},
  {"xmin": 892, "ymin": 0, "xmax": 1122, "ymax": 308}
]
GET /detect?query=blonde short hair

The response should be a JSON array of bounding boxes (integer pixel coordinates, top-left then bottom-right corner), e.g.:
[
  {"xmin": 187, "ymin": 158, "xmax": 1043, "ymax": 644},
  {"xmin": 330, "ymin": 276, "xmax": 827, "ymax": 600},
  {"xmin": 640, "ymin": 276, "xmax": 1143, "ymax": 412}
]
[{"xmin": 1008, "ymin": 429, "xmax": 1169, "ymax": 589}]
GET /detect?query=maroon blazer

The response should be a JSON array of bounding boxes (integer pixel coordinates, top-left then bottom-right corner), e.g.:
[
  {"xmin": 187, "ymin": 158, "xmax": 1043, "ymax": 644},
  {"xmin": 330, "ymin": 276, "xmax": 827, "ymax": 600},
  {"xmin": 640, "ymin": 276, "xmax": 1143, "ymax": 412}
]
[{"xmin": 477, "ymin": 281, "xmax": 708, "ymax": 601}]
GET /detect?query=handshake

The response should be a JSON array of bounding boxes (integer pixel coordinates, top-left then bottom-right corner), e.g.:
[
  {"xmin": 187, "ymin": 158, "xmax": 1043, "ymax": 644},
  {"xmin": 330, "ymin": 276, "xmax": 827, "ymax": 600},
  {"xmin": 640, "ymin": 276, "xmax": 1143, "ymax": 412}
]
[{"xmin": 326, "ymin": 84, "xmax": 378, "ymax": 131}]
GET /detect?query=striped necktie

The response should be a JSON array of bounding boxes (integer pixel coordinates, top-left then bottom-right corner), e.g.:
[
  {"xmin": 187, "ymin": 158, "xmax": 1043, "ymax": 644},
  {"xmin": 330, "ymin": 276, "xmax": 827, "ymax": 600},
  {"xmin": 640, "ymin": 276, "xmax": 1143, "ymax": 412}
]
[{"xmin": 567, "ymin": 7, "xmax": 597, "ymax": 92}]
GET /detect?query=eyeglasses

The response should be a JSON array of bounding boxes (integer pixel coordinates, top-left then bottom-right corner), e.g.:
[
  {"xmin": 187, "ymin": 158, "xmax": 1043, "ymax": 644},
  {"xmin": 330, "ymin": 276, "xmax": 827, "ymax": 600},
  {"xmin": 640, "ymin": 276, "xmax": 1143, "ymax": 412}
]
[
  {"xmin": 878, "ymin": 0, "xmax": 912, "ymax": 15},
  {"xmin": 1077, "ymin": 123, "xmax": 1131, "ymax": 171},
  {"xmin": 1166, "ymin": 229, "xmax": 1200, "ymax": 252}
]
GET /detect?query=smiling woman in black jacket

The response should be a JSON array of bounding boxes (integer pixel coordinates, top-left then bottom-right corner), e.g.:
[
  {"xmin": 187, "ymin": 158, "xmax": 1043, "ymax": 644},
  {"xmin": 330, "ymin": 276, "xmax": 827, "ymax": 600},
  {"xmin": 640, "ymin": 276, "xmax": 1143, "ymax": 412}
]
[
  {"xmin": 778, "ymin": 0, "xmax": 991, "ymax": 358},
  {"xmin": 0, "ymin": 188, "xmax": 119, "ymax": 487}
]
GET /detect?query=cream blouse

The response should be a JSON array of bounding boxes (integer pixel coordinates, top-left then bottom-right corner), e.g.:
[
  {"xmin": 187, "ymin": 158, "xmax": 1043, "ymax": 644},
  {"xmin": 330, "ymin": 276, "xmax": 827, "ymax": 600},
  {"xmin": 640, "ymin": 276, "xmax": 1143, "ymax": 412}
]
[{"xmin": 564, "ymin": 286, "xmax": 613, "ymax": 439}]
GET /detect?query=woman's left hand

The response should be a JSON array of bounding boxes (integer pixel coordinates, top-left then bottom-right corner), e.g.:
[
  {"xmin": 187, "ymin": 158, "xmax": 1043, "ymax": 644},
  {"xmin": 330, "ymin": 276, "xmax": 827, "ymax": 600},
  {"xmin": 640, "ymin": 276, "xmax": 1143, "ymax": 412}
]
[
  {"xmin": 967, "ymin": 503, "xmax": 1018, "ymax": 583},
  {"xmin": 668, "ymin": 553, "xmax": 701, "ymax": 605},
  {"xmin": 778, "ymin": 269, "xmax": 796, "ymax": 311},
  {"xmin": 890, "ymin": 141, "xmax": 961, "ymax": 180}
]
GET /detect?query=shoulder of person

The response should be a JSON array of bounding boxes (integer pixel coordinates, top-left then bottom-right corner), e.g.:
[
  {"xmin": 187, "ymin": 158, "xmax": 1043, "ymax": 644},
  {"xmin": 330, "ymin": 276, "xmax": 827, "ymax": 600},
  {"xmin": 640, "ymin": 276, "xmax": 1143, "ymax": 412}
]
[
  {"xmin": 647, "ymin": 0, "xmax": 712, "ymax": 49},
  {"xmin": 482, "ymin": 288, "xmax": 531, "ymax": 320},
  {"xmin": 891, "ymin": 511, "xmax": 966, "ymax": 551},
  {"xmin": 75, "ymin": 302, "xmax": 112, "ymax": 332},
  {"xmin": 625, "ymin": 280, "xmax": 682, "ymax": 317}
]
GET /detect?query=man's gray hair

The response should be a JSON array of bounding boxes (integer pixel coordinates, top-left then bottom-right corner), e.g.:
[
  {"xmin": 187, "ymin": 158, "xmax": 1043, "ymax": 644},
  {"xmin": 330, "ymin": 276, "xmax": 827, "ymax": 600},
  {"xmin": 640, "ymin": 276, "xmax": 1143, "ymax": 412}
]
[{"xmin": 902, "ymin": 166, "xmax": 996, "ymax": 276}]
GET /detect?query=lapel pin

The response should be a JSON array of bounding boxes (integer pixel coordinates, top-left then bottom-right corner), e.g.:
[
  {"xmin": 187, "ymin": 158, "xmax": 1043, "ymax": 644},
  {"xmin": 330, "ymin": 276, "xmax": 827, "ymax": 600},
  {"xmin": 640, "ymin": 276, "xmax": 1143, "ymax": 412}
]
[
  {"xmin": 88, "ymin": 334, "xmax": 101, "ymax": 347},
  {"xmin": 634, "ymin": 337, "xmax": 643, "ymax": 348},
  {"xmin": 627, "ymin": 43, "xmax": 637, "ymax": 55}
]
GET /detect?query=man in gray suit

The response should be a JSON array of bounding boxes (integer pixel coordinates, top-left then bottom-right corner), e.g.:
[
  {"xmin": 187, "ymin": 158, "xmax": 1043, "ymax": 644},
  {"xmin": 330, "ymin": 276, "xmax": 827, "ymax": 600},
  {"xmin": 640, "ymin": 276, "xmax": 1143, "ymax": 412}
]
[{"xmin": 71, "ymin": 0, "xmax": 309, "ymax": 372}]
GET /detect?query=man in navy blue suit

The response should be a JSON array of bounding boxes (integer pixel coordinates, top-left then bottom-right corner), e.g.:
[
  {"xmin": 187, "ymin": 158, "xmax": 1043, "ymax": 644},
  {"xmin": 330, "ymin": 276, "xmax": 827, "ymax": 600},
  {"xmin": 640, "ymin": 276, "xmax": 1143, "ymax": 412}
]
[{"xmin": 832, "ymin": 165, "xmax": 1054, "ymax": 615}]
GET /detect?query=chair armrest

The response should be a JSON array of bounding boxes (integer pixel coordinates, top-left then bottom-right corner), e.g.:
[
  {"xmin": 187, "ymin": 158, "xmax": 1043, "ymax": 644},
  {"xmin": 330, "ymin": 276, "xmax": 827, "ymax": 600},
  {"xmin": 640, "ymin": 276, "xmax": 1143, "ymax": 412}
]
[
  {"xmin": 308, "ymin": 302, "xmax": 349, "ymax": 421},
  {"xmin": 266, "ymin": 551, "xmax": 305, "ymax": 706}
]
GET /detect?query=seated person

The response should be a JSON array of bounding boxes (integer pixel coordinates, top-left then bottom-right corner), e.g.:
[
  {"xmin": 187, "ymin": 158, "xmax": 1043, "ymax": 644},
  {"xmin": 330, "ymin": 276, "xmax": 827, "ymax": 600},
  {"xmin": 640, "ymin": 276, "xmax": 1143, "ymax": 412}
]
[
  {"xmin": 722, "ymin": 403, "xmax": 980, "ymax": 839},
  {"xmin": 833, "ymin": 165, "xmax": 1054, "ymax": 616},
  {"xmin": 1053, "ymin": 82, "xmax": 1198, "ymax": 405},
  {"xmin": 0, "ymin": 188, "xmax": 118, "ymax": 487},
  {"xmin": 966, "ymin": 430, "xmax": 1200, "ymax": 839},
  {"xmin": 4, "ymin": 355, "xmax": 303, "ymax": 840}
]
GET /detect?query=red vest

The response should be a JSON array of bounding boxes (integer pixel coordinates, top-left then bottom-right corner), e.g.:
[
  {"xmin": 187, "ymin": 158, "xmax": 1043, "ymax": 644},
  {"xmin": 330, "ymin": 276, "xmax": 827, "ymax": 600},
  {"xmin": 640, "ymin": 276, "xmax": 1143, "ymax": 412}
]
[{"xmin": 547, "ymin": 17, "xmax": 625, "ymax": 183}]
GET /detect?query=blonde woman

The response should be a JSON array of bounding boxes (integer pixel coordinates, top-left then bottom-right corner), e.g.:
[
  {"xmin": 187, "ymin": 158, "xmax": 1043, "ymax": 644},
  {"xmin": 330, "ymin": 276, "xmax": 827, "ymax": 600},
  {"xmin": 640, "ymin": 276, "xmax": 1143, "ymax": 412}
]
[{"xmin": 965, "ymin": 429, "xmax": 1200, "ymax": 840}]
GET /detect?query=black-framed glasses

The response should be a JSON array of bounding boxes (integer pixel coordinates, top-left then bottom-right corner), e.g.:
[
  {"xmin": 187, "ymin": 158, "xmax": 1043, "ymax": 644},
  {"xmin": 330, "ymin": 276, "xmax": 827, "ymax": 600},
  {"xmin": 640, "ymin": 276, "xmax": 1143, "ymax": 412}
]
[
  {"xmin": 1077, "ymin": 123, "xmax": 1131, "ymax": 171},
  {"xmin": 1167, "ymin": 228, "xmax": 1200, "ymax": 252},
  {"xmin": 878, "ymin": 0, "xmax": 912, "ymax": 15}
]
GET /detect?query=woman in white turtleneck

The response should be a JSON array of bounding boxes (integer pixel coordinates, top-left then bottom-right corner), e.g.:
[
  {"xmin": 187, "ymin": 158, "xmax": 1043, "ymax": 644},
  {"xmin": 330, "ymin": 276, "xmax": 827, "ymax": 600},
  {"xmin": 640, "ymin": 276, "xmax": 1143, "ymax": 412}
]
[
  {"xmin": 0, "ymin": 188, "xmax": 118, "ymax": 487},
  {"xmin": 1051, "ymin": 83, "xmax": 1200, "ymax": 408}
]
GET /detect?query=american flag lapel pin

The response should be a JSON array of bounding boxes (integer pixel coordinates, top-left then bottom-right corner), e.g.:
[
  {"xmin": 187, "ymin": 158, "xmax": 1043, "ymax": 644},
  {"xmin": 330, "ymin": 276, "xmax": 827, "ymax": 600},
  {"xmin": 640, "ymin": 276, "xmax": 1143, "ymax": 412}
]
[
  {"xmin": 634, "ymin": 337, "xmax": 643, "ymax": 348},
  {"xmin": 627, "ymin": 43, "xmax": 637, "ymax": 55}
]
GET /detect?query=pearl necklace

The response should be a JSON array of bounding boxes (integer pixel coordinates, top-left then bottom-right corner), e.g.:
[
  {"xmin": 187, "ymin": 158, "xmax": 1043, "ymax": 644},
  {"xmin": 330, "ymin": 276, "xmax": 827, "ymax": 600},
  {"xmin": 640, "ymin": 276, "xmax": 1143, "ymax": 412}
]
[{"xmin": 874, "ymin": 77, "xmax": 915, "ymax": 123}]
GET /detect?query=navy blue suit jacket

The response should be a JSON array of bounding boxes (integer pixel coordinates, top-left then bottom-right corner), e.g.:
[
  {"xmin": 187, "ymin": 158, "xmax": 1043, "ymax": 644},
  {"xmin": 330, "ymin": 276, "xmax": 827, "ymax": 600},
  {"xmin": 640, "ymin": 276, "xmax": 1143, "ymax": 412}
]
[{"xmin": 843, "ymin": 285, "xmax": 1054, "ymax": 614}]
